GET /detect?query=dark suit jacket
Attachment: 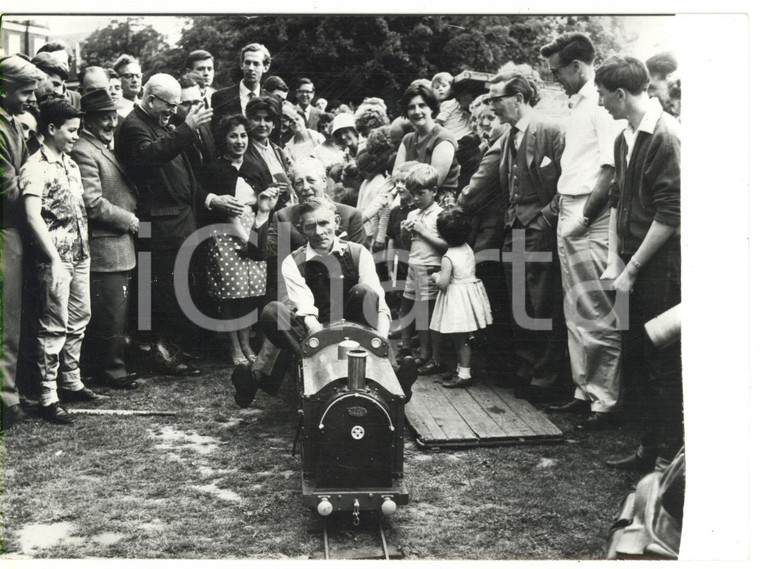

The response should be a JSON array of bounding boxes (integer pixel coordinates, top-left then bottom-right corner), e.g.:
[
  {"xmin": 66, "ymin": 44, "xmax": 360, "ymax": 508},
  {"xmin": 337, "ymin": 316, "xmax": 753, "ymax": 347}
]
[
  {"xmin": 172, "ymin": 118, "xmax": 215, "ymax": 177},
  {"xmin": 211, "ymin": 84, "xmax": 243, "ymax": 130},
  {"xmin": 71, "ymin": 130, "xmax": 138, "ymax": 272},
  {"xmin": 115, "ymin": 105, "xmax": 199, "ymax": 252},
  {"xmin": 250, "ymin": 201, "xmax": 366, "ymax": 262},
  {"xmin": 460, "ymin": 115, "xmax": 565, "ymax": 231},
  {"xmin": 304, "ymin": 105, "xmax": 326, "ymax": 131}
]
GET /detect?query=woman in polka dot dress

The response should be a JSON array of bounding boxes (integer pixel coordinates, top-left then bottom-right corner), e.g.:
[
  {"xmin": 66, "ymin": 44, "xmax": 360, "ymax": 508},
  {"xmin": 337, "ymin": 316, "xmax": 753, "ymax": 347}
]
[{"xmin": 201, "ymin": 115, "xmax": 276, "ymax": 366}]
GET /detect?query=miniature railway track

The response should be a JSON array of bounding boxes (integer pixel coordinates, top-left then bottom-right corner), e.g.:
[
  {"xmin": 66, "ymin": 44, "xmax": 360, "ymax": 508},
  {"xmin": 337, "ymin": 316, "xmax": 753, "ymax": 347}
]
[{"xmin": 318, "ymin": 517, "xmax": 400, "ymax": 560}]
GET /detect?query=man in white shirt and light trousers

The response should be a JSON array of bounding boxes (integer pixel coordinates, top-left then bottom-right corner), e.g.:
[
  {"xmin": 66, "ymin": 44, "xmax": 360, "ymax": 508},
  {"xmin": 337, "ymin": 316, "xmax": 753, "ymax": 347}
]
[{"xmin": 540, "ymin": 33, "xmax": 625, "ymax": 430}]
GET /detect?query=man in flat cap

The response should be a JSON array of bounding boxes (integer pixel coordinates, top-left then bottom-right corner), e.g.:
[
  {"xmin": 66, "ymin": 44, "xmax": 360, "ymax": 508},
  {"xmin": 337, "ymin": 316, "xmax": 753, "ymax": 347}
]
[
  {"xmin": 1, "ymin": 55, "xmax": 46, "ymax": 429},
  {"xmin": 71, "ymin": 89, "xmax": 141, "ymax": 390}
]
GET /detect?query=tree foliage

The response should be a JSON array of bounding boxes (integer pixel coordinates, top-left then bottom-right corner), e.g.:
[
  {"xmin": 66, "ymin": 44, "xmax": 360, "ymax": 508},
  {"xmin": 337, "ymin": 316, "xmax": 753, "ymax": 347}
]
[
  {"xmin": 79, "ymin": 15, "xmax": 633, "ymax": 113},
  {"xmin": 79, "ymin": 17, "xmax": 172, "ymax": 77}
]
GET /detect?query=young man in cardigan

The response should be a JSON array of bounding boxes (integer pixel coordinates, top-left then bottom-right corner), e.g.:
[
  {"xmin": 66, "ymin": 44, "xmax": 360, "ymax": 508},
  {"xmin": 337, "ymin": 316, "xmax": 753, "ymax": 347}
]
[{"xmin": 596, "ymin": 55, "xmax": 682, "ymax": 473}]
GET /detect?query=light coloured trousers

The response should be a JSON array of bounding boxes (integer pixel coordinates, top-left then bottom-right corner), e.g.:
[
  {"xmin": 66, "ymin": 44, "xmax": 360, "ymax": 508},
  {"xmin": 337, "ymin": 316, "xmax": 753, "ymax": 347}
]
[
  {"xmin": 556, "ymin": 195, "xmax": 621, "ymax": 413},
  {"xmin": 36, "ymin": 258, "xmax": 91, "ymax": 405}
]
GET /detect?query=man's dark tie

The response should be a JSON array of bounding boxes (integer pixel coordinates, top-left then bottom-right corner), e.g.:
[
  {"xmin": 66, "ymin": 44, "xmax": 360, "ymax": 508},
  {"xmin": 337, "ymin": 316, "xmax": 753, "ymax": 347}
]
[{"xmin": 507, "ymin": 127, "xmax": 518, "ymax": 162}]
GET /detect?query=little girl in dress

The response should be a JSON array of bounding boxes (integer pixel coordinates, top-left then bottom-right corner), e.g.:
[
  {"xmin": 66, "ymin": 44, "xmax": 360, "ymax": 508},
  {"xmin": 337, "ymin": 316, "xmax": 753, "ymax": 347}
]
[{"xmin": 430, "ymin": 207, "xmax": 493, "ymax": 388}]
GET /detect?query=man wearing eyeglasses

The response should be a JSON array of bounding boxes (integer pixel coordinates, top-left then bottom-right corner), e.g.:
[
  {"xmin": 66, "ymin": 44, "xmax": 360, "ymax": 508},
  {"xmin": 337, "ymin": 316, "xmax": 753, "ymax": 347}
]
[
  {"xmin": 113, "ymin": 54, "xmax": 143, "ymax": 118},
  {"xmin": 294, "ymin": 78, "xmax": 325, "ymax": 131},
  {"xmin": 539, "ymin": 33, "xmax": 626, "ymax": 427},
  {"xmin": 173, "ymin": 72, "xmax": 215, "ymax": 175},
  {"xmin": 116, "ymin": 73, "xmax": 214, "ymax": 376},
  {"xmin": 458, "ymin": 69, "xmax": 567, "ymax": 405}
]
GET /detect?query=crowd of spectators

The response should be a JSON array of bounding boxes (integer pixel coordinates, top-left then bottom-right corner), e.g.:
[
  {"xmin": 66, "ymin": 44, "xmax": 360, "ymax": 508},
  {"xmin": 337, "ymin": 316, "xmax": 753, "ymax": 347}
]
[{"xmin": 1, "ymin": 34, "xmax": 681, "ymax": 476}]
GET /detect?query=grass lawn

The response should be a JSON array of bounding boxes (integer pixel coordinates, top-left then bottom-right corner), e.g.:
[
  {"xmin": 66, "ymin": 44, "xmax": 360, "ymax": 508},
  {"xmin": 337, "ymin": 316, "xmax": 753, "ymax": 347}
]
[{"xmin": 1, "ymin": 351, "xmax": 644, "ymax": 560}]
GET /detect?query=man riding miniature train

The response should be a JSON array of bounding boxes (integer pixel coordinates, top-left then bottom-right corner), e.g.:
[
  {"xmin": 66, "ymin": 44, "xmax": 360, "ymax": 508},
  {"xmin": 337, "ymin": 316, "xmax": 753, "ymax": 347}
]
[{"xmin": 232, "ymin": 196, "xmax": 417, "ymax": 406}]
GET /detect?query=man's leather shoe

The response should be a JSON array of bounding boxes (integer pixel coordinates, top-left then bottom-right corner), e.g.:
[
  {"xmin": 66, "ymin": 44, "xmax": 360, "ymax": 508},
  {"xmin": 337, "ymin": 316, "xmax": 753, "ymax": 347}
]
[
  {"xmin": 396, "ymin": 346, "xmax": 413, "ymax": 359},
  {"xmin": 153, "ymin": 342, "xmax": 200, "ymax": 376},
  {"xmin": 39, "ymin": 402, "xmax": 74, "ymax": 424},
  {"xmin": 605, "ymin": 450, "xmax": 657, "ymax": 472},
  {"xmin": 396, "ymin": 356, "xmax": 418, "ymax": 403},
  {"xmin": 59, "ymin": 387, "xmax": 108, "ymax": 403},
  {"xmin": 514, "ymin": 384, "xmax": 555, "ymax": 403},
  {"xmin": 2, "ymin": 404, "xmax": 29, "ymax": 430},
  {"xmin": 547, "ymin": 399, "xmax": 590, "ymax": 414},
  {"xmin": 231, "ymin": 364, "xmax": 257, "ymax": 408},
  {"xmin": 418, "ymin": 360, "xmax": 448, "ymax": 376},
  {"xmin": 577, "ymin": 411, "xmax": 619, "ymax": 431},
  {"xmin": 106, "ymin": 373, "xmax": 140, "ymax": 390}
]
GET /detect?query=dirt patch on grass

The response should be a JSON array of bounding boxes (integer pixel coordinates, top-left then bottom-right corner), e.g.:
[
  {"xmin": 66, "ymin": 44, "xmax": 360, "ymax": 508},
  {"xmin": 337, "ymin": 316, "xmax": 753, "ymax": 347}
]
[
  {"xmin": 191, "ymin": 481, "xmax": 243, "ymax": 502},
  {"xmin": 15, "ymin": 522, "xmax": 85, "ymax": 555},
  {"xmin": 535, "ymin": 457, "xmax": 558, "ymax": 469},
  {"xmin": 150, "ymin": 426, "xmax": 221, "ymax": 455}
]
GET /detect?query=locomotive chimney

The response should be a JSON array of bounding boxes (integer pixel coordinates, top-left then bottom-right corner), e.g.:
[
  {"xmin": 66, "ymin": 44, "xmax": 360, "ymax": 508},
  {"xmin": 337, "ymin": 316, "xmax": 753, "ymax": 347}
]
[{"xmin": 347, "ymin": 349, "xmax": 368, "ymax": 390}]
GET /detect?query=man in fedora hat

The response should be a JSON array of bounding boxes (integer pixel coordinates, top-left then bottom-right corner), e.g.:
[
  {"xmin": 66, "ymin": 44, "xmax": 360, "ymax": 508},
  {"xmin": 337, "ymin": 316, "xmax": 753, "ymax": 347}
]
[{"xmin": 71, "ymin": 89, "xmax": 141, "ymax": 390}]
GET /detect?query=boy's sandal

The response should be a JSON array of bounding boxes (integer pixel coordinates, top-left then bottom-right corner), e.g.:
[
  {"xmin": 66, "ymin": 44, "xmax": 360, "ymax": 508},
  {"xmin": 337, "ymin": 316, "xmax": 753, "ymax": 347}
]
[
  {"xmin": 418, "ymin": 360, "xmax": 448, "ymax": 376},
  {"xmin": 413, "ymin": 357, "xmax": 430, "ymax": 368}
]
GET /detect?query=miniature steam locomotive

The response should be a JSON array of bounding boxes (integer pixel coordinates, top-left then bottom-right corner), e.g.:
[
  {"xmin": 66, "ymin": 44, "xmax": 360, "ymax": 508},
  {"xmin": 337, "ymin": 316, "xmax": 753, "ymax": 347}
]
[{"xmin": 297, "ymin": 320, "xmax": 409, "ymax": 522}]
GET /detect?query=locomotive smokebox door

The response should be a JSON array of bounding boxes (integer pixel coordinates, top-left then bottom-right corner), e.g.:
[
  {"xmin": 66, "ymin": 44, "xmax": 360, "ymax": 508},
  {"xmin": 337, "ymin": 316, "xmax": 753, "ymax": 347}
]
[{"xmin": 316, "ymin": 394, "xmax": 394, "ymax": 488}]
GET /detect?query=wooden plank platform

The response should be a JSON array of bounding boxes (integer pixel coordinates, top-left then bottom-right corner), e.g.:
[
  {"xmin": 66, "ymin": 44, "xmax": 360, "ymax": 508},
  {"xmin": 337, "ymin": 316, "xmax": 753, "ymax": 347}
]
[{"xmin": 405, "ymin": 378, "xmax": 564, "ymax": 448}]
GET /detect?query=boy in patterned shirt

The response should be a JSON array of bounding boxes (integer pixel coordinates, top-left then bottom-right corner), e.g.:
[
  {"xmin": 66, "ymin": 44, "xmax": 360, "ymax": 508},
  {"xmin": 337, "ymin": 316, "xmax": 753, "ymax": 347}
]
[{"xmin": 20, "ymin": 99, "xmax": 105, "ymax": 424}]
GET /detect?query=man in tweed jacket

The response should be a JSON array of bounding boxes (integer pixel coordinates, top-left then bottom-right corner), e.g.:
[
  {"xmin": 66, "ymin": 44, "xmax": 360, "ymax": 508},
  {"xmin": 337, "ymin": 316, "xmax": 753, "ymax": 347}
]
[{"xmin": 71, "ymin": 89, "xmax": 141, "ymax": 390}]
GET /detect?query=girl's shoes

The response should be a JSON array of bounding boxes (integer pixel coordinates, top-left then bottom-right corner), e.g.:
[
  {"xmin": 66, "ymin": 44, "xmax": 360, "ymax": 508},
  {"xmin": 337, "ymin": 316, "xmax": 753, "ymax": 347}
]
[
  {"xmin": 418, "ymin": 360, "xmax": 448, "ymax": 376},
  {"xmin": 442, "ymin": 375, "xmax": 473, "ymax": 389}
]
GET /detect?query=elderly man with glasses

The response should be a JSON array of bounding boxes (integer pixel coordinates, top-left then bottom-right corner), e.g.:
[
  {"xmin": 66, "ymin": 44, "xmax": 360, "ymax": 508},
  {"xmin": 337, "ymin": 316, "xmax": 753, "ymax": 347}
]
[{"xmin": 116, "ymin": 73, "xmax": 214, "ymax": 376}]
